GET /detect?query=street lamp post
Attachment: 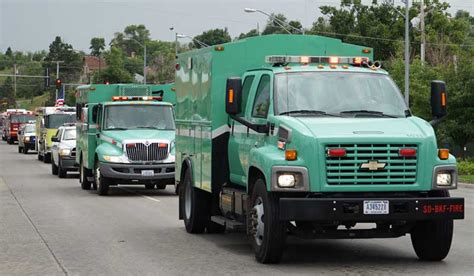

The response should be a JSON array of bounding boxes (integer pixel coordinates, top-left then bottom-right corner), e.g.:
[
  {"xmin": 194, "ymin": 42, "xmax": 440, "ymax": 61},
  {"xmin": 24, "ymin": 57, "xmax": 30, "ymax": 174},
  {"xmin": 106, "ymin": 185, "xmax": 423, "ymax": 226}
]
[
  {"xmin": 244, "ymin": 8, "xmax": 304, "ymax": 34},
  {"xmin": 126, "ymin": 37, "xmax": 147, "ymax": 84},
  {"xmin": 383, "ymin": 0, "xmax": 410, "ymax": 106},
  {"xmin": 176, "ymin": 34, "xmax": 210, "ymax": 48}
]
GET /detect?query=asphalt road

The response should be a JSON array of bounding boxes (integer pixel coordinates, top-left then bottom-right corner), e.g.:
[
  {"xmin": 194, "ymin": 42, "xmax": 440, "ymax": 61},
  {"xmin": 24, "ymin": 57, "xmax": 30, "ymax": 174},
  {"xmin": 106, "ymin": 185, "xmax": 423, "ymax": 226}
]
[{"xmin": 0, "ymin": 141, "xmax": 473, "ymax": 275}]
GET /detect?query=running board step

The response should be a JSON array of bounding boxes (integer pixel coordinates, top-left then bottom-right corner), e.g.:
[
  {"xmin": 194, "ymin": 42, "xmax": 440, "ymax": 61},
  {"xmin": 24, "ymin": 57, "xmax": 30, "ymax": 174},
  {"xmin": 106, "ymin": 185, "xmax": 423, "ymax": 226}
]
[{"xmin": 211, "ymin": 216, "xmax": 246, "ymax": 232}]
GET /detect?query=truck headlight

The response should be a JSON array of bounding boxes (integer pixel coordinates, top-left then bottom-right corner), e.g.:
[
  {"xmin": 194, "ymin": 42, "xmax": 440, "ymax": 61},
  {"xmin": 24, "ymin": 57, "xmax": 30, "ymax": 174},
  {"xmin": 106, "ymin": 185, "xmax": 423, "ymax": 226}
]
[
  {"xmin": 433, "ymin": 165, "xmax": 457, "ymax": 189},
  {"xmin": 278, "ymin": 174, "xmax": 296, "ymax": 187},
  {"xmin": 59, "ymin": 148, "xmax": 71, "ymax": 156},
  {"xmin": 272, "ymin": 166, "xmax": 309, "ymax": 191},
  {"xmin": 24, "ymin": 137, "xmax": 30, "ymax": 142},
  {"xmin": 437, "ymin": 172, "xmax": 452, "ymax": 186},
  {"xmin": 103, "ymin": 155, "xmax": 128, "ymax": 163}
]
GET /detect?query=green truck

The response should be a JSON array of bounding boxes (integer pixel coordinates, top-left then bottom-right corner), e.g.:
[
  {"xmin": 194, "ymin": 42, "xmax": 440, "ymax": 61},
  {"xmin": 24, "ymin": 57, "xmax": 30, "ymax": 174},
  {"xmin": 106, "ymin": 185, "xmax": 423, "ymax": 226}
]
[
  {"xmin": 75, "ymin": 84, "xmax": 176, "ymax": 195},
  {"xmin": 175, "ymin": 35, "xmax": 464, "ymax": 263}
]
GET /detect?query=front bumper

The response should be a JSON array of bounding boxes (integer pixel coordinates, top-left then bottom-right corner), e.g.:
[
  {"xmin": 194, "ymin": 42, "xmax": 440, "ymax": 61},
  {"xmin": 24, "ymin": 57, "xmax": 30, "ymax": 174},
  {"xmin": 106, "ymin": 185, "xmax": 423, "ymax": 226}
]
[
  {"xmin": 100, "ymin": 162, "xmax": 175, "ymax": 182},
  {"xmin": 60, "ymin": 158, "xmax": 77, "ymax": 170},
  {"xmin": 279, "ymin": 197, "xmax": 464, "ymax": 221}
]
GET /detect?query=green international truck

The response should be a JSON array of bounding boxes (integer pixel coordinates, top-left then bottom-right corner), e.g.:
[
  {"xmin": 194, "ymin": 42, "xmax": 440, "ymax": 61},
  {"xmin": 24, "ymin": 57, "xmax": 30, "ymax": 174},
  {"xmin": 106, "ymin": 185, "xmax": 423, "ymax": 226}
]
[
  {"xmin": 175, "ymin": 35, "xmax": 464, "ymax": 263},
  {"xmin": 75, "ymin": 83, "xmax": 176, "ymax": 195}
]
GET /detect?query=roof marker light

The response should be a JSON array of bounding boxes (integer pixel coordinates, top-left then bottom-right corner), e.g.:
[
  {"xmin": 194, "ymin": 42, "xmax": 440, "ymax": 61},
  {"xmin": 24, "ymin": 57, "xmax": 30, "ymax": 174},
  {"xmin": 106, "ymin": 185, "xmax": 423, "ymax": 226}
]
[{"xmin": 329, "ymin": 56, "xmax": 339, "ymax": 64}]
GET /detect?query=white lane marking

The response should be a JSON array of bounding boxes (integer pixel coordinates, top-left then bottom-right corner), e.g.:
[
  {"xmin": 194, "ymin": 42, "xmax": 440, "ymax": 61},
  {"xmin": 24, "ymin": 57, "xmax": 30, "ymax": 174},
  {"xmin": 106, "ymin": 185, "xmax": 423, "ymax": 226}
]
[{"xmin": 119, "ymin": 187, "xmax": 161, "ymax": 202}]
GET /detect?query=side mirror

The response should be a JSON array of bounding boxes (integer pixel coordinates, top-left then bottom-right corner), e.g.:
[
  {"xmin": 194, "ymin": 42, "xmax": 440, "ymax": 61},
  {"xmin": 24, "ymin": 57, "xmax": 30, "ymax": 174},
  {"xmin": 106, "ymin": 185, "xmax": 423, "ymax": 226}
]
[
  {"xmin": 52, "ymin": 137, "xmax": 59, "ymax": 142},
  {"xmin": 430, "ymin": 80, "xmax": 447, "ymax": 125},
  {"xmin": 226, "ymin": 77, "xmax": 242, "ymax": 115},
  {"xmin": 92, "ymin": 105, "xmax": 99, "ymax": 124}
]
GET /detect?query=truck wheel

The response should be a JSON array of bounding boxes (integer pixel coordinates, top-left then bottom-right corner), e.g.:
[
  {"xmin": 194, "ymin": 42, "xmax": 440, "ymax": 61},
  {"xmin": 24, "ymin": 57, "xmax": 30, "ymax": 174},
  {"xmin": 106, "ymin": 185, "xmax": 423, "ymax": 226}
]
[
  {"xmin": 156, "ymin": 184, "xmax": 166, "ymax": 190},
  {"xmin": 51, "ymin": 157, "xmax": 58, "ymax": 175},
  {"xmin": 18, "ymin": 146, "xmax": 22, "ymax": 153},
  {"xmin": 7, "ymin": 137, "xmax": 13, "ymax": 144},
  {"xmin": 58, "ymin": 160, "xmax": 67, "ymax": 178},
  {"xmin": 145, "ymin": 184, "xmax": 155, "ymax": 189},
  {"xmin": 38, "ymin": 152, "xmax": 43, "ymax": 161},
  {"xmin": 95, "ymin": 160, "xmax": 110, "ymax": 196},
  {"xmin": 410, "ymin": 190, "xmax": 453, "ymax": 261},
  {"xmin": 181, "ymin": 168, "xmax": 208, "ymax": 233},
  {"xmin": 80, "ymin": 158, "xmax": 92, "ymax": 190},
  {"xmin": 23, "ymin": 147, "xmax": 28, "ymax": 154},
  {"xmin": 249, "ymin": 178, "xmax": 286, "ymax": 264}
]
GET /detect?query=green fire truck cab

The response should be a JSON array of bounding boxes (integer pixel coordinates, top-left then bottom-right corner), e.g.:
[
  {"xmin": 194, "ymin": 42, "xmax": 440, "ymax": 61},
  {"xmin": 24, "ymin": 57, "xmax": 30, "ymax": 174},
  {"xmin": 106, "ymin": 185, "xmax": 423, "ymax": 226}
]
[
  {"xmin": 175, "ymin": 35, "xmax": 464, "ymax": 263},
  {"xmin": 76, "ymin": 84, "xmax": 176, "ymax": 196}
]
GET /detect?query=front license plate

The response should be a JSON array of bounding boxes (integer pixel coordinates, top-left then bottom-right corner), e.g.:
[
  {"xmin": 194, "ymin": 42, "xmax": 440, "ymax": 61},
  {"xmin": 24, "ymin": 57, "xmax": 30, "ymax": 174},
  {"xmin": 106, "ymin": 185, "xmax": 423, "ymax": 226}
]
[
  {"xmin": 141, "ymin": 170, "xmax": 154, "ymax": 177},
  {"xmin": 363, "ymin": 200, "xmax": 389, "ymax": 215}
]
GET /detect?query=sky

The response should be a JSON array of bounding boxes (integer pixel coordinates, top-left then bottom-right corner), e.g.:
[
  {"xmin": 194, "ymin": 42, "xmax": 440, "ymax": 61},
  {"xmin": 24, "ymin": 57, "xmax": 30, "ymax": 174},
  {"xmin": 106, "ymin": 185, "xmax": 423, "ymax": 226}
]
[{"xmin": 0, "ymin": 0, "xmax": 473, "ymax": 53}]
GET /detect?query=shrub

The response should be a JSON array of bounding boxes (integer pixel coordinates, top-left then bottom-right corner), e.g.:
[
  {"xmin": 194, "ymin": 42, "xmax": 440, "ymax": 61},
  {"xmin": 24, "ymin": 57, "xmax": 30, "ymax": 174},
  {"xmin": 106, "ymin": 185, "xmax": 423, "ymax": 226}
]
[{"xmin": 458, "ymin": 161, "xmax": 474, "ymax": 175}]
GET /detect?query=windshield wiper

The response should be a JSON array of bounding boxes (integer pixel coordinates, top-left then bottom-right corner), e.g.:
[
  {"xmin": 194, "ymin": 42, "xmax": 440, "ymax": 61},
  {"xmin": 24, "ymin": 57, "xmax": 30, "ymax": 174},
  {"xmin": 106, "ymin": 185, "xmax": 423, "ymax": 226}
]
[
  {"xmin": 339, "ymin": 110, "xmax": 398, "ymax": 118},
  {"xmin": 136, "ymin": 126, "xmax": 160, "ymax": 130},
  {"xmin": 105, "ymin": 127, "xmax": 128, "ymax": 130},
  {"xmin": 279, "ymin": 110, "xmax": 339, "ymax": 117}
]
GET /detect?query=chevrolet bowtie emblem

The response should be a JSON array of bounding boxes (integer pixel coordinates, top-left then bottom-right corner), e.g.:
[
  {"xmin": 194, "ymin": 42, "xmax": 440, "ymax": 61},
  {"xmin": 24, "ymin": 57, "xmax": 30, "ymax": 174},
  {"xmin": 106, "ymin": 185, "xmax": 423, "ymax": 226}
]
[{"xmin": 360, "ymin": 160, "xmax": 386, "ymax": 171}]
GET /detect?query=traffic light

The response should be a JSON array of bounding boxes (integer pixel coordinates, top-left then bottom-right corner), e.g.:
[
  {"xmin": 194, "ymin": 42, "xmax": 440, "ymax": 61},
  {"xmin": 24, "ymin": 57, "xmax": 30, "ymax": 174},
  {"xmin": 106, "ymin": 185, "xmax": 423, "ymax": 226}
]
[{"xmin": 55, "ymin": 79, "xmax": 62, "ymax": 89}]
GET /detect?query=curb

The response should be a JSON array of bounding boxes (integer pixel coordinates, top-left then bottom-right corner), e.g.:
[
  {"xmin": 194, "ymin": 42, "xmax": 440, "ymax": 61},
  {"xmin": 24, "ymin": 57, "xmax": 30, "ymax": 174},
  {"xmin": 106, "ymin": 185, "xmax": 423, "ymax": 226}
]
[{"xmin": 459, "ymin": 182, "xmax": 474, "ymax": 189}]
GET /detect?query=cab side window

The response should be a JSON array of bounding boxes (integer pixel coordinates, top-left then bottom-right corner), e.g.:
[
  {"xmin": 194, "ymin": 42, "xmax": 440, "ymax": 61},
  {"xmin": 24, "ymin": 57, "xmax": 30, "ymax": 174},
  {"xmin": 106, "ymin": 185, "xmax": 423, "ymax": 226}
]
[
  {"xmin": 240, "ymin": 75, "xmax": 255, "ymax": 116},
  {"xmin": 251, "ymin": 75, "xmax": 271, "ymax": 118}
]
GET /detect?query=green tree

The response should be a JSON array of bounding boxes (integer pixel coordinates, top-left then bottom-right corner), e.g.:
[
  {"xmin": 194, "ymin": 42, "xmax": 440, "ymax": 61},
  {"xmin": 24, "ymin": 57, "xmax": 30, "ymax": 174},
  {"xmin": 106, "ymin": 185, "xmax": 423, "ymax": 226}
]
[
  {"xmin": 43, "ymin": 36, "xmax": 82, "ymax": 82},
  {"xmin": 110, "ymin": 24, "xmax": 150, "ymax": 56},
  {"xmin": 237, "ymin": 29, "xmax": 259, "ymax": 40},
  {"xmin": 262, "ymin": 14, "xmax": 303, "ymax": 35},
  {"xmin": 0, "ymin": 77, "xmax": 15, "ymax": 108},
  {"xmin": 4, "ymin": 47, "xmax": 13, "ymax": 57},
  {"xmin": 90, "ymin": 37, "xmax": 105, "ymax": 56},
  {"xmin": 193, "ymin": 28, "xmax": 231, "ymax": 48},
  {"xmin": 93, "ymin": 47, "xmax": 133, "ymax": 84}
]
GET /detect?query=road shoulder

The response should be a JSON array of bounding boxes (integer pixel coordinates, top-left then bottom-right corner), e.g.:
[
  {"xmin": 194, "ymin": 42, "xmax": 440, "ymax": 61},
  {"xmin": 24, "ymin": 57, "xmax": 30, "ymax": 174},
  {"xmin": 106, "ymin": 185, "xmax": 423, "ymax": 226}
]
[{"xmin": 0, "ymin": 177, "xmax": 66, "ymax": 275}]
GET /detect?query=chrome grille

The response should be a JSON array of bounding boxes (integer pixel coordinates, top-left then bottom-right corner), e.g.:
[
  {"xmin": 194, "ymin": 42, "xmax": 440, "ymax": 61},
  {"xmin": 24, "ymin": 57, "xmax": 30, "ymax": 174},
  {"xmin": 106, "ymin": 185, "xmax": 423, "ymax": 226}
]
[
  {"xmin": 325, "ymin": 144, "xmax": 418, "ymax": 185},
  {"xmin": 125, "ymin": 142, "xmax": 168, "ymax": 162}
]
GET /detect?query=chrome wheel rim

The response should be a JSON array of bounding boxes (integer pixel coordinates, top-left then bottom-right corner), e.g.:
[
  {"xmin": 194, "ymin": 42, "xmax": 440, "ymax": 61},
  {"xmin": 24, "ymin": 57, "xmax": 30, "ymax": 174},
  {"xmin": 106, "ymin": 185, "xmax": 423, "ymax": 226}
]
[
  {"xmin": 95, "ymin": 164, "xmax": 101, "ymax": 188},
  {"xmin": 184, "ymin": 181, "xmax": 192, "ymax": 220},
  {"xmin": 253, "ymin": 197, "xmax": 265, "ymax": 246}
]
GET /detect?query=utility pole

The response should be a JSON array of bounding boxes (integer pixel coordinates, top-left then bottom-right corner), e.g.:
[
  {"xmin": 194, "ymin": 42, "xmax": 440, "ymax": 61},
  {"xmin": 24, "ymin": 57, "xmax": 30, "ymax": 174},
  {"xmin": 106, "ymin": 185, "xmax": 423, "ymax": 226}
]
[
  {"xmin": 175, "ymin": 32, "xmax": 178, "ymax": 59},
  {"xmin": 403, "ymin": 0, "xmax": 410, "ymax": 106},
  {"xmin": 420, "ymin": 0, "xmax": 425, "ymax": 65},
  {"xmin": 13, "ymin": 63, "xmax": 17, "ymax": 107},
  {"xmin": 143, "ymin": 44, "xmax": 147, "ymax": 84}
]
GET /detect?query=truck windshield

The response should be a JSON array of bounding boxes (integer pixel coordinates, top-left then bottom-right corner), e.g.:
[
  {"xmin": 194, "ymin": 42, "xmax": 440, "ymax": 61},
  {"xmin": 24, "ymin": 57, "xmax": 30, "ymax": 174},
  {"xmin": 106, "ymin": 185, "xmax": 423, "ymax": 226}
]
[
  {"xmin": 45, "ymin": 114, "xmax": 75, "ymax": 128},
  {"xmin": 25, "ymin": 125, "xmax": 35, "ymax": 133},
  {"xmin": 63, "ymin": 129, "xmax": 76, "ymax": 140},
  {"xmin": 104, "ymin": 104, "xmax": 175, "ymax": 131},
  {"xmin": 275, "ymin": 72, "xmax": 408, "ymax": 118},
  {"xmin": 11, "ymin": 114, "xmax": 35, "ymax": 123}
]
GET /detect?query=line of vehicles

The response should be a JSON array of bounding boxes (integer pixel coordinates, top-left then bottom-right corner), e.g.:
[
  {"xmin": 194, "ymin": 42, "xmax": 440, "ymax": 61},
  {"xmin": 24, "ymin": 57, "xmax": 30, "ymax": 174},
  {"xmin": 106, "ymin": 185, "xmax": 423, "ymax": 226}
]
[{"xmin": 0, "ymin": 34, "xmax": 465, "ymax": 264}]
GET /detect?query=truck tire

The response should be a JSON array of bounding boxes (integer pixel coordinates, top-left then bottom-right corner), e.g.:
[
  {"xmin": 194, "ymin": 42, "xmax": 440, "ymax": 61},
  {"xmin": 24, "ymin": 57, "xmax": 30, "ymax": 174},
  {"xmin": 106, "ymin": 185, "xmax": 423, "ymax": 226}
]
[
  {"xmin": 18, "ymin": 146, "xmax": 22, "ymax": 153},
  {"xmin": 181, "ymin": 168, "xmax": 208, "ymax": 233},
  {"xmin": 145, "ymin": 184, "xmax": 155, "ymax": 189},
  {"xmin": 249, "ymin": 178, "xmax": 287, "ymax": 264},
  {"xmin": 156, "ymin": 184, "xmax": 166, "ymax": 190},
  {"xmin": 23, "ymin": 147, "xmax": 28, "ymax": 154},
  {"xmin": 51, "ymin": 157, "xmax": 58, "ymax": 175},
  {"xmin": 38, "ymin": 152, "xmax": 43, "ymax": 161},
  {"xmin": 95, "ymin": 160, "xmax": 110, "ymax": 196},
  {"xmin": 80, "ymin": 158, "xmax": 92, "ymax": 190},
  {"xmin": 7, "ymin": 137, "xmax": 13, "ymax": 144},
  {"xmin": 410, "ymin": 190, "xmax": 453, "ymax": 261},
  {"xmin": 58, "ymin": 160, "xmax": 67, "ymax": 178}
]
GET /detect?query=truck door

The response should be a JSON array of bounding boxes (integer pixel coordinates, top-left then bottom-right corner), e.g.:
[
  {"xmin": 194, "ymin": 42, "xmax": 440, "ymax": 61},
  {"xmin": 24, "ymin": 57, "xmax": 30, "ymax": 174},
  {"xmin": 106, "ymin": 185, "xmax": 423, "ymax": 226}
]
[
  {"xmin": 243, "ymin": 73, "xmax": 272, "ymax": 179},
  {"xmin": 228, "ymin": 74, "xmax": 256, "ymax": 185}
]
